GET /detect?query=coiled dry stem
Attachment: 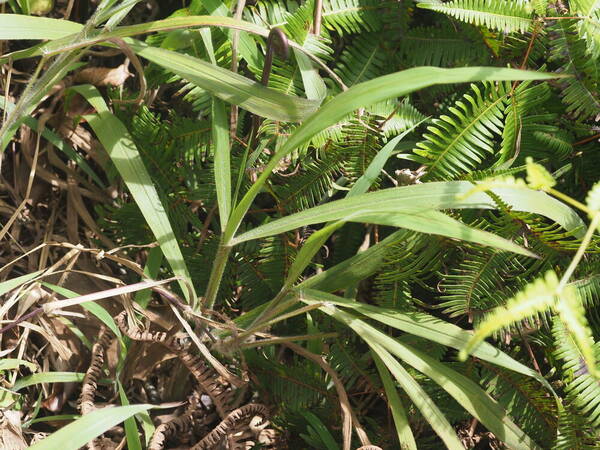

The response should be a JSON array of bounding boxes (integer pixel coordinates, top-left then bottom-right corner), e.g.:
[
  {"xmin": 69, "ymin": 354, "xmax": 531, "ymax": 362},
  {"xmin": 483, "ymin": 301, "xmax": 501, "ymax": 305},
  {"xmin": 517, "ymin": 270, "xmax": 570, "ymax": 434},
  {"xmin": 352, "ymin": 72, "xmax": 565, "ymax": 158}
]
[
  {"xmin": 191, "ymin": 403, "xmax": 270, "ymax": 450},
  {"xmin": 115, "ymin": 311, "xmax": 234, "ymax": 418},
  {"xmin": 79, "ymin": 326, "xmax": 112, "ymax": 415},
  {"xmin": 79, "ymin": 326, "xmax": 113, "ymax": 450}
]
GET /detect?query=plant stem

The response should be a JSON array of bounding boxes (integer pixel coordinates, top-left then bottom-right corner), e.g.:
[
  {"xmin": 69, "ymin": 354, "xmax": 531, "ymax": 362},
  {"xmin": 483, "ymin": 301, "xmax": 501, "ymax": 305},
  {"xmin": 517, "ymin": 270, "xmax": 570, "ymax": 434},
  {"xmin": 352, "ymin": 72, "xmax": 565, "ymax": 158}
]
[
  {"xmin": 557, "ymin": 213, "xmax": 600, "ymax": 292},
  {"xmin": 202, "ymin": 240, "xmax": 232, "ymax": 311},
  {"xmin": 247, "ymin": 288, "xmax": 290, "ymax": 329},
  {"xmin": 547, "ymin": 187, "xmax": 592, "ymax": 216}
]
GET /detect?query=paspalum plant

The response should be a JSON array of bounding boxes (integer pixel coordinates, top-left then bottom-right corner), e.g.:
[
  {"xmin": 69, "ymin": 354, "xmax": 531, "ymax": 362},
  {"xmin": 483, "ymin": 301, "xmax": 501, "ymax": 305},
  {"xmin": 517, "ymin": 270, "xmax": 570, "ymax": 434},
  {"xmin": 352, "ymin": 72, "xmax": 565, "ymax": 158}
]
[{"xmin": 1, "ymin": 0, "xmax": 600, "ymax": 448}]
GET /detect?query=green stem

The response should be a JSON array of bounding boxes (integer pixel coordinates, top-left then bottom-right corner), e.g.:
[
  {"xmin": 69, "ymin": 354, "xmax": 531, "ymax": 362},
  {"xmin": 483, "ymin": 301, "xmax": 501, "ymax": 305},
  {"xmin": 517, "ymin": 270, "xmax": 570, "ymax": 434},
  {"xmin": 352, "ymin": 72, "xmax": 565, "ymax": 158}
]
[
  {"xmin": 247, "ymin": 288, "xmax": 291, "ymax": 329},
  {"xmin": 202, "ymin": 240, "xmax": 232, "ymax": 311},
  {"xmin": 547, "ymin": 187, "xmax": 592, "ymax": 216},
  {"xmin": 557, "ymin": 212, "xmax": 600, "ymax": 292},
  {"xmin": 238, "ymin": 300, "xmax": 319, "ymax": 342}
]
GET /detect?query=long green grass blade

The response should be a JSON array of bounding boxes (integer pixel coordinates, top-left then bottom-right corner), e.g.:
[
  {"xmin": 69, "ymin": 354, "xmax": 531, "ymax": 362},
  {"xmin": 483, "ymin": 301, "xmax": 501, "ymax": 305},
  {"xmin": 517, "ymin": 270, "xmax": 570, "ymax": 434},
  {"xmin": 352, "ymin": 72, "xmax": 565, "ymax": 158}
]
[
  {"xmin": 13, "ymin": 372, "xmax": 85, "ymax": 391},
  {"xmin": 118, "ymin": 381, "xmax": 142, "ymax": 450},
  {"xmin": 285, "ymin": 128, "xmax": 418, "ymax": 286},
  {"xmin": 126, "ymin": 40, "xmax": 318, "ymax": 122},
  {"xmin": 371, "ymin": 344, "xmax": 462, "ymax": 449},
  {"xmin": 299, "ymin": 230, "xmax": 405, "ymax": 292},
  {"xmin": 232, "ymin": 181, "xmax": 583, "ymax": 245},
  {"xmin": 212, "ymin": 98, "xmax": 231, "ymax": 231},
  {"xmin": 41, "ymin": 283, "xmax": 121, "ymax": 339},
  {"xmin": 0, "ymin": 359, "xmax": 37, "ymax": 372},
  {"xmin": 314, "ymin": 303, "xmax": 541, "ymax": 449},
  {"xmin": 299, "ymin": 411, "xmax": 340, "ymax": 450},
  {"xmin": 226, "ymin": 66, "xmax": 564, "ymax": 242},
  {"xmin": 372, "ymin": 352, "xmax": 418, "ymax": 450},
  {"xmin": 298, "ymin": 289, "xmax": 551, "ymax": 389},
  {"xmin": 69, "ymin": 85, "xmax": 195, "ymax": 304},
  {"xmin": 0, "ymin": 14, "xmax": 82, "ymax": 40},
  {"xmin": 28, "ymin": 405, "xmax": 152, "ymax": 450},
  {"xmin": 0, "ymin": 271, "xmax": 42, "ymax": 297}
]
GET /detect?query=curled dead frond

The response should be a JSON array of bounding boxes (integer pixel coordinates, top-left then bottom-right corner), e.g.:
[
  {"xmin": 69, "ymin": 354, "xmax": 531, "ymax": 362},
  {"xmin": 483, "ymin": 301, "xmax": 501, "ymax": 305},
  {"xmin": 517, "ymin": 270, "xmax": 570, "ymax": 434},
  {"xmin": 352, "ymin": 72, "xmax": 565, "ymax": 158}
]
[
  {"xmin": 79, "ymin": 326, "xmax": 112, "ymax": 416},
  {"xmin": 78, "ymin": 326, "xmax": 113, "ymax": 450},
  {"xmin": 148, "ymin": 412, "xmax": 196, "ymax": 450},
  {"xmin": 115, "ymin": 311, "xmax": 234, "ymax": 418},
  {"xmin": 191, "ymin": 403, "xmax": 270, "ymax": 450}
]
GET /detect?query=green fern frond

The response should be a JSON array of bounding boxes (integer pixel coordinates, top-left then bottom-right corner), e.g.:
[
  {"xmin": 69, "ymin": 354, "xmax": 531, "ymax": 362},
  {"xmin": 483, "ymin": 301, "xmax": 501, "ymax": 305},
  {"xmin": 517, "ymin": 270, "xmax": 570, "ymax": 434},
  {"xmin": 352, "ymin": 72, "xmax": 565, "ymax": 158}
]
[
  {"xmin": 375, "ymin": 232, "xmax": 444, "ymax": 308},
  {"xmin": 266, "ymin": 57, "xmax": 305, "ymax": 97},
  {"xmin": 284, "ymin": 0, "xmax": 334, "ymax": 58},
  {"xmin": 413, "ymin": 82, "xmax": 510, "ymax": 180},
  {"xmin": 553, "ymin": 319, "xmax": 600, "ymax": 431},
  {"xmin": 245, "ymin": 0, "xmax": 390, "ymax": 37},
  {"xmin": 478, "ymin": 361, "xmax": 557, "ymax": 446},
  {"xmin": 549, "ymin": 19, "xmax": 600, "ymax": 120},
  {"xmin": 337, "ymin": 118, "xmax": 383, "ymax": 182},
  {"xmin": 530, "ymin": 128, "xmax": 573, "ymax": 160},
  {"xmin": 399, "ymin": 24, "xmax": 490, "ymax": 67},
  {"xmin": 501, "ymin": 29, "xmax": 549, "ymax": 67},
  {"xmin": 587, "ymin": 182, "xmax": 600, "ymax": 211},
  {"xmin": 532, "ymin": 0, "xmax": 548, "ymax": 16},
  {"xmin": 555, "ymin": 402, "xmax": 598, "ymax": 449},
  {"xmin": 274, "ymin": 151, "xmax": 346, "ymax": 211},
  {"xmin": 570, "ymin": 0, "xmax": 600, "ymax": 58},
  {"xmin": 571, "ymin": 273, "xmax": 600, "ymax": 309},
  {"xmin": 500, "ymin": 81, "xmax": 552, "ymax": 164},
  {"xmin": 244, "ymin": 0, "xmax": 300, "ymax": 28},
  {"xmin": 439, "ymin": 247, "xmax": 526, "ymax": 320},
  {"xmin": 555, "ymin": 286, "xmax": 598, "ymax": 377},
  {"xmin": 245, "ymin": 348, "xmax": 329, "ymax": 411},
  {"xmin": 236, "ymin": 235, "xmax": 296, "ymax": 308},
  {"xmin": 417, "ymin": 0, "xmax": 534, "ymax": 33},
  {"xmin": 322, "ymin": 0, "xmax": 389, "ymax": 35},
  {"xmin": 334, "ymin": 33, "xmax": 387, "ymax": 86},
  {"xmin": 460, "ymin": 270, "xmax": 559, "ymax": 359},
  {"xmin": 373, "ymin": 100, "xmax": 429, "ymax": 138},
  {"xmin": 458, "ymin": 165, "xmax": 526, "ymax": 181}
]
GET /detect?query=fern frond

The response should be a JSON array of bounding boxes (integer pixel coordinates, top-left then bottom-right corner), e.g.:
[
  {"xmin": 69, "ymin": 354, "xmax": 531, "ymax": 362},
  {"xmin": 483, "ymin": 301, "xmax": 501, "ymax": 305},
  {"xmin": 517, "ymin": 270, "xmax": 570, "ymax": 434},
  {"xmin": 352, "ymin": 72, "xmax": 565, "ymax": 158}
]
[
  {"xmin": 555, "ymin": 286, "xmax": 598, "ymax": 377},
  {"xmin": 549, "ymin": 19, "xmax": 600, "ymax": 120},
  {"xmin": 532, "ymin": 0, "xmax": 549, "ymax": 16},
  {"xmin": 274, "ymin": 151, "xmax": 346, "ymax": 211},
  {"xmin": 530, "ymin": 128, "xmax": 573, "ymax": 160},
  {"xmin": 322, "ymin": 0, "xmax": 389, "ymax": 35},
  {"xmin": 555, "ymin": 402, "xmax": 598, "ymax": 449},
  {"xmin": 337, "ymin": 118, "xmax": 383, "ymax": 182},
  {"xmin": 399, "ymin": 24, "xmax": 490, "ymax": 67},
  {"xmin": 334, "ymin": 33, "xmax": 387, "ymax": 86},
  {"xmin": 459, "ymin": 270, "xmax": 559, "ymax": 359},
  {"xmin": 244, "ymin": 0, "xmax": 300, "ymax": 28},
  {"xmin": 245, "ymin": 0, "xmax": 390, "ymax": 36},
  {"xmin": 245, "ymin": 348, "xmax": 329, "ymax": 411},
  {"xmin": 439, "ymin": 247, "xmax": 526, "ymax": 320},
  {"xmin": 570, "ymin": 0, "xmax": 600, "ymax": 58},
  {"xmin": 500, "ymin": 81, "xmax": 553, "ymax": 164},
  {"xmin": 553, "ymin": 319, "xmax": 600, "ymax": 431},
  {"xmin": 374, "ymin": 232, "xmax": 444, "ymax": 308},
  {"xmin": 413, "ymin": 82, "xmax": 510, "ymax": 180},
  {"xmin": 571, "ymin": 273, "xmax": 600, "ymax": 309},
  {"xmin": 478, "ymin": 361, "xmax": 557, "ymax": 446},
  {"xmin": 236, "ymin": 235, "xmax": 296, "ymax": 309},
  {"xmin": 417, "ymin": 0, "xmax": 534, "ymax": 33}
]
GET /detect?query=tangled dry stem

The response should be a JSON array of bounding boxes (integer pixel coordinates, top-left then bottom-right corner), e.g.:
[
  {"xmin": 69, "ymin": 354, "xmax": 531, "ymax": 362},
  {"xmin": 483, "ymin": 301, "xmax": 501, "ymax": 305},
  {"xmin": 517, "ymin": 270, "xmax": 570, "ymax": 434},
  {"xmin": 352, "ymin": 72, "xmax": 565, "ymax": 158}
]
[
  {"xmin": 114, "ymin": 311, "xmax": 234, "ymax": 418},
  {"xmin": 79, "ymin": 326, "xmax": 113, "ymax": 449},
  {"xmin": 114, "ymin": 310, "xmax": 277, "ymax": 449},
  {"xmin": 191, "ymin": 403, "xmax": 270, "ymax": 450}
]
